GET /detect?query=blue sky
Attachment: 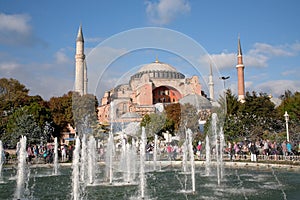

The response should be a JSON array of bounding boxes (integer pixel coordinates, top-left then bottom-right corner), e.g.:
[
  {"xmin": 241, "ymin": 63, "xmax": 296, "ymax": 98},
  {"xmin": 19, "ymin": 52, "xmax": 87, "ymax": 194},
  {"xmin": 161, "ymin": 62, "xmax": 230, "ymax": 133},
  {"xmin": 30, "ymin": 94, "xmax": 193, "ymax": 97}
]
[{"xmin": 1, "ymin": 0, "xmax": 300, "ymax": 101}]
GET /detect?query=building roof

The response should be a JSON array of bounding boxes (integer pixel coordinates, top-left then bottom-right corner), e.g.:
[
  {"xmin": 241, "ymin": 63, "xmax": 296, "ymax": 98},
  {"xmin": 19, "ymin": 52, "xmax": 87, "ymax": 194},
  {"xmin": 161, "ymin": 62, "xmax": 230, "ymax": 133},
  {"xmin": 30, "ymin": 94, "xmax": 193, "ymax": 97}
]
[
  {"xmin": 179, "ymin": 94, "xmax": 212, "ymax": 109},
  {"xmin": 138, "ymin": 60, "xmax": 178, "ymax": 73}
]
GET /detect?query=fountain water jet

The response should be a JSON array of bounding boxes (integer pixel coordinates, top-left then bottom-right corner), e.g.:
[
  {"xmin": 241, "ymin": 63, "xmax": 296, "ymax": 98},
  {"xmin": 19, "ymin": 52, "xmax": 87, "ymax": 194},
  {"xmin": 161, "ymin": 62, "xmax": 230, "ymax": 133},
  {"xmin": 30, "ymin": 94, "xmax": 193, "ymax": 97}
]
[
  {"xmin": 140, "ymin": 127, "xmax": 147, "ymax": 199},
  {"xmin": 182, "ymin": 139, "xmax": 188, "ymax": 173},
  {"xmin": 14, "ymin": 136, "xmax": 28, "ymax": 200},
  {"xmin": 211, "ymin": 113, "xmax": 224, "ymax": 185},
  {"xmin": 88, "ymin": 135, "xmax": 97, "ymax": 184},
  {"xmin": 0, "ymin": 140, "xmax": 3, "ymax": 180},
  {"xmin": 153, "ymin": 134, "xmax": 158, "ymax": 171},
  {"xmin": 72, "ymin": 136, "xmax": 81, "ymax": 200},
  {"xmin": 53, "ymin": 137, "xmax": 59, "ymax": 175},
  {"xmin": 205, "ymin": 135, "xmax": 211, "ymax": 176},
  {"xmin": 187, "ymin": 129, "xmax": 196, "ymax": 193},
  {"xmin": 105, "ymin": 132, "xmax": 115, "ymax": 184},
  {"xmin": 80, "ymin": 134, "xmax": 87, "ymax": 182}
]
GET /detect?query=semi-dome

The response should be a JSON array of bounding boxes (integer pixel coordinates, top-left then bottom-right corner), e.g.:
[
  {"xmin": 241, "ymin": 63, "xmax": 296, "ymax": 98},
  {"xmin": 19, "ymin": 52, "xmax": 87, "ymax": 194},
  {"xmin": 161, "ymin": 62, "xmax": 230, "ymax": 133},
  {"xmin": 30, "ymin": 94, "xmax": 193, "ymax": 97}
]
[
  {"xmin": 138, "ymin": 60, "xmax": 178, "ymax": 73},
  {"xmin": 179, "ymin": 94, "xmax": 212, "ymax": 110}
]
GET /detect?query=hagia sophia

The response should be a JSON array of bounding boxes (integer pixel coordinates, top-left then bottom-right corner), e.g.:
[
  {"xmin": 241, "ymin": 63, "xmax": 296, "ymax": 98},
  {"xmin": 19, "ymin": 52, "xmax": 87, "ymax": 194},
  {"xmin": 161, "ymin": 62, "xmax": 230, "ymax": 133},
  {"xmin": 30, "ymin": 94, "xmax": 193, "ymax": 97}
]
[{"xmin": 74, "ymin": 26, "xmax": 245, "ymax": 126}]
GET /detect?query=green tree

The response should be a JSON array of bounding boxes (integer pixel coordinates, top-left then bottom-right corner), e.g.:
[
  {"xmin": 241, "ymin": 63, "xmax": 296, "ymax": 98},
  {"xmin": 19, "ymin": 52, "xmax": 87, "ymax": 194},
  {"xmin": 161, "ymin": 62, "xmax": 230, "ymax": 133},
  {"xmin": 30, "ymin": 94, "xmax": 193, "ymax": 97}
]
[
  {"xmin": 3, "ymin": 107, "xmax": 49, "ymax": 147},
  {"xmin": 165, "ymin": 103, "xmax": 181, "ymax": 131},
  {"xmin": 217, "ymin": 90, "xmax": 280, "ymax": 141},
  {"xmin": 276, "ymin": 90, "xmax": 300, "ymax": 141},
  {"xmin": 140, "ymin": 112, "xmax": 175, "ymax": 140},
  {"xmin": 48, "ymin": 91, "xmax": 74, "ymax": 134},
  {"xmin": 177, "ymin": 103, "xmax": 200, "ymax": 140},
  {"xmin": 0, "ymin": 78, "xmax": 31, "ymax": 137},
  {"xmin": 72, "ymin": 92, "xmax": 99, "ymax": 136}
]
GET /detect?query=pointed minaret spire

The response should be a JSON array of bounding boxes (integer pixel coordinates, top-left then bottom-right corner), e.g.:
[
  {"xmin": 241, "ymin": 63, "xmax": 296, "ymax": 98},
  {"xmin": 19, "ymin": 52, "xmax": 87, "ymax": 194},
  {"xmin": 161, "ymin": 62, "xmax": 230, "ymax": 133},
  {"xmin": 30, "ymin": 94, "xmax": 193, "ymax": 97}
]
[
  {"xmin": 236, "ymin": 35, "xmax": 245, "ymax": 103},
  {"xmin": 75, "ymin": 24, "xmax": 86, "ymax": 96},
  {"xmin": 76, "ymin": 24, "xmax": 84, "ymax": 42},
  {"xmin": 208, "ymin": 63, "xmax": 214, "ymax": 101},
  {"xmin": 237, "ymin": 34, "xmax": 242, "ymax": 56}
]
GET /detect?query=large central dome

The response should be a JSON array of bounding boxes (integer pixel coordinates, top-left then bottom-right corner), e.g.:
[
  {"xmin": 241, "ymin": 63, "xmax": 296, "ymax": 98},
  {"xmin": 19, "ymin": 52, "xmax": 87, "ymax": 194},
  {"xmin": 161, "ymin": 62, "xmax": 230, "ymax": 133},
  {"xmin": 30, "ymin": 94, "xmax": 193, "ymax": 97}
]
[
  {"xmin": 138, "ymin": 60, "xmax": 178, "ymax": 73},
  {"xmin": 131, "ymin": 59, "xmax": 185, "ymax": 80}
]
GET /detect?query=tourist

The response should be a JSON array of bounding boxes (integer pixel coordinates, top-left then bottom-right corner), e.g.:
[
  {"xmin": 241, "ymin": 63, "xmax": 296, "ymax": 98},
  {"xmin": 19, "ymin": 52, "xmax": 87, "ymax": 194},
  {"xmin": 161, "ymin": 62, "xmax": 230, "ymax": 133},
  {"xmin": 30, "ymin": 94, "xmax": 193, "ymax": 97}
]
[
  {"xmin": 196, "ymin": 141, "xmax": 202, "ymax": 160},
  {"xmin": 286, "ymin": 142, "xmax": 292, "ymax": 156},
  {"xmin": 166, "ymin": 144, "xmax": 173, "ymax": 161},
  {"xmin": 61, "ymin": 145, "xmax": 66, "ymax": 162},
  {"xmin": 227, "ymin": 141, "xmax": 234, "ymax": 161},
  {"xmin": 263, "ymin": 140, "xmax": 270, "ymax": 156},
  {"xmin": 172, "ymin": 144, "xmax": 178, "ymax": 160},
  {"xmin": 281, "ymin": 141, "xmax": 287, "ymax": 157},
  {"xmin": 27, "ymin": 145, "xmax": 34, "ymax": 163},
  {"xmin": 270, "ymin": 141, "xmax": 278, "ymax": 160},
  {"xmin": 249, "ymin": 142, "xmax": 257, "ymax": 162},
  {"xmin": 33, "ymin": 145, "xmax": 39, "ymax": 161},
  {"xmin": 241, "ymin": 143, "xmax": 249, "ymax": 159},
  {"xmin": 233, "ymin": 142, "xmax": 240, "ymax": 160}
]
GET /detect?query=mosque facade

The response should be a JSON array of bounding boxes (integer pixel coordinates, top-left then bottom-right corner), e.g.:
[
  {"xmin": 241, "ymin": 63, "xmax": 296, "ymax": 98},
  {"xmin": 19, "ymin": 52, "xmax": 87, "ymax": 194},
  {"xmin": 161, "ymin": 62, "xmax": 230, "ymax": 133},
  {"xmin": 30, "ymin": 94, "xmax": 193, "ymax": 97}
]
[
  {"xmin": 74, "ymin": 26, "xmax": 245, "ymax": 125},
  {"xmin": 97, "ymin": 59, "xmax": 213, "ymax": 124}
]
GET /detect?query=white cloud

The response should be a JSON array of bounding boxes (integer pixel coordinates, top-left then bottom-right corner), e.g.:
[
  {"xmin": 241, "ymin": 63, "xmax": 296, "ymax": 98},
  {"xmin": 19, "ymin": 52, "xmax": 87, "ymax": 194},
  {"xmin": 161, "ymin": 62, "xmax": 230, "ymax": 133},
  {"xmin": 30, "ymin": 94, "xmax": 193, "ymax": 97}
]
[
  {"xmin": 0, "ymin": 13, "xmax": 31, "ymax": 34},
  {"xmin": 281, "ymin": 69, "xmax": 297, "ymax": 76},
  {"xmin": 199, "ymin": 41, "xmax": 300, "ymax": 70},
  {"xmin": 0, "ymin": 61, "xmax": 20, "ymax": 71},
  {"xmin": 0, "ymin": 48, "xmax": 75, "ymax": 100},
  {"xmin": 0, "ymin": 13, "xmax": 35, "ymax": 46},
  {"xmin": 255, "ymin": 80, "xmax": 300, "ymax": 97},
  {"xmin": 54, "ymin": 49, "xmax": 72, "ymax": 65},
  {"xmin": 249, "ymin": 43, "xmax": 294, "ymax": 57},
  {"xmin": 145, "ymin": 0, "xmax": 191, "ymax": 25},
  {"xmin": 85, "ymin": 46, "xmax": 128, "ymax": 96},
  {"xmin": 85, "ymin": 37, "xmax": 104, "ymax": 43}
]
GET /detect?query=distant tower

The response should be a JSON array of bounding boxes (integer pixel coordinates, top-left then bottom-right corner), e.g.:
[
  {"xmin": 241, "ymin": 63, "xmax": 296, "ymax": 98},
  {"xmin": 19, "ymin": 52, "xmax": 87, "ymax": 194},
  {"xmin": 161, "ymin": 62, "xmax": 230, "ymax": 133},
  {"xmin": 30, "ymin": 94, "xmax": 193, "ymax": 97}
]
[
  {"xmin": 208, "ymin": 63, "xmax": 214, "ymax": 101},
  {"xmin": 236, "ymin": 36, "xmax": 245, "ymax": 103},
  {"xmin": 75, "ymin": 25, "xmax": 87, "ymax": 95}
]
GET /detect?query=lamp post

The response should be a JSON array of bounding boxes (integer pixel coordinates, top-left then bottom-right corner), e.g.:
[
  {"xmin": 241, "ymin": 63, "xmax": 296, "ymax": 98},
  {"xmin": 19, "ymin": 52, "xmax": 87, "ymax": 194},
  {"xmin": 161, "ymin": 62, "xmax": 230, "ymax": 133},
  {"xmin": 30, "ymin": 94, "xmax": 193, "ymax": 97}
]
[
  {"xmin": 219, "ymin": 76, "xmax": 230, "ymax": 89},
  {"xmin": 284, "ymin": 111, "xmax": 289, "ymax": 142}
]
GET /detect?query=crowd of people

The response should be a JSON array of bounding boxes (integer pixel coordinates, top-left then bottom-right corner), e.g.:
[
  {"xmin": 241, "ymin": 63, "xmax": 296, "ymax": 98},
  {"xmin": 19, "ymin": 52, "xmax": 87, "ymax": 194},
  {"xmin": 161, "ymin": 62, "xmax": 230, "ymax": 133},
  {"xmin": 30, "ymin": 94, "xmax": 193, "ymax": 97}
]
[
  {"xmin": 225, "ymin": 139, "xmax": 300, "ymax": 162},
  {"xmin": 144, "ymin": 138, "xmax": 300, "ymax": 162},
  {"xmin": 13, "ymin": 142, "xmax": 76, "ymax": 164},
  {"xmin": 3, "ymin": 137, "xmax": 300, "ymax": 165}
]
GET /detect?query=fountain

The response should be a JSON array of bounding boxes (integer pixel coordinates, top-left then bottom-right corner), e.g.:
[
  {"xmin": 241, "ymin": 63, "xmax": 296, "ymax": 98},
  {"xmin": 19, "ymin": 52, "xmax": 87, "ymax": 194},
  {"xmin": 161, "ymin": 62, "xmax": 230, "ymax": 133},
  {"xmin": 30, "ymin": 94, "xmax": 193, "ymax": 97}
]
[
  {"xmin": 211, "ymin": 113, "xmax": 224, "ymax": 185},
  {"xmin": 205, "ymin": 134, "xmax": 211, "ymax": 176},
  {"xmin": 80, "ymin": 134, "xmax": 87, "ymax": 183},
  {"xmin": 87, "ymin": 135, "xmax": 97, "ymax": 184},
  {"xmin": 0, "ymin": 140, "xmax": 3, "ymax": 180},
  {"xmin": 0, "ymin": 112, "xmax": 299, "ymax": 199},
  {"xmin": 153, "ymin": 134, "xmax": 158, "ymax": 171},
  {"xmin": 14, "ymin": 136, "xmax": 29, "ymax": 200},
  {"xmin": 105, "ymin": 132, "xmax": 115, "ymax": 184},
  {"xmin": 187, "ymin": 129, "xmax": 196, "ymax": 193},
  {"xmin": 72, "ymin": 136, "xmax": 81, "ymax": 200},
  {"xmin": 53, "ymin": 137, "xmax": 59, "ymax": 175},
  {"xmin": 140, "ymin": 127, "xmax": 147, "ymax": 199}
]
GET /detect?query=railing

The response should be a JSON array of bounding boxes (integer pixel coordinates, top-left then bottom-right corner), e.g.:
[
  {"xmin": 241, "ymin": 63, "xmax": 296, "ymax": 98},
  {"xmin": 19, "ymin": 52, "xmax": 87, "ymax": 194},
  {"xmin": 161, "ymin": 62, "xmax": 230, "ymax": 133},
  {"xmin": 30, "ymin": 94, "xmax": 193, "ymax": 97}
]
[{"xmin": 3, "ymin": 151, "xmax": 300, "ymax": 165}]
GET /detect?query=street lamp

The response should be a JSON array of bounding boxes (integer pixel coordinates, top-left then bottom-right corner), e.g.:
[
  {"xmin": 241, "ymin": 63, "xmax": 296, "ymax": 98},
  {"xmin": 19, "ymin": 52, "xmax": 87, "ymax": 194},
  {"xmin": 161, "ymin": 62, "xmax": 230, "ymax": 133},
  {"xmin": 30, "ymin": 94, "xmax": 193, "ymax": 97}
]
[
  {"xmin": 284, "ymin": 111, "xmax": 289, "ymax": 142},
  {"xmin": 219, "ymin": 76, "xmax": 230, "ymax": 89}
]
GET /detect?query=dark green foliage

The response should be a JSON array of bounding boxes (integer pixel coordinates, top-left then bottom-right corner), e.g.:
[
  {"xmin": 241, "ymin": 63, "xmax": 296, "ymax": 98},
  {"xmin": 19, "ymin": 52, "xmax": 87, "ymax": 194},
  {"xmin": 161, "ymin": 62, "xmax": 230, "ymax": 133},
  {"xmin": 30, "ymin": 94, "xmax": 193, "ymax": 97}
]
[{"xmin": 215, "ymin": 89, "xmax": 300, "ymax": 142}]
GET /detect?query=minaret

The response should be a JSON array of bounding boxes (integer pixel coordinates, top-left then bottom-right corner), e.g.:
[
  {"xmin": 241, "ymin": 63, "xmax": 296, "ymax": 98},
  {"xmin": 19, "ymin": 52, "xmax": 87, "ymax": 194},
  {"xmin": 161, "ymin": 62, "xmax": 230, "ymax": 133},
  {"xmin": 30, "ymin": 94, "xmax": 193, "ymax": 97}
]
[
  {"xmin": 236, "ymin": 36, "xmax": 245, "ymax": 102},
  {"xmin": 83, "ymin": 59, "xmax": 88, "ymax": 95},
  {"xmin": 208, "ymin": 63, "xmax": 214, "ymax": 101},
  {"xmin": 75, "ymin": 25, "xmax": 86, "ymax": 95}
]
